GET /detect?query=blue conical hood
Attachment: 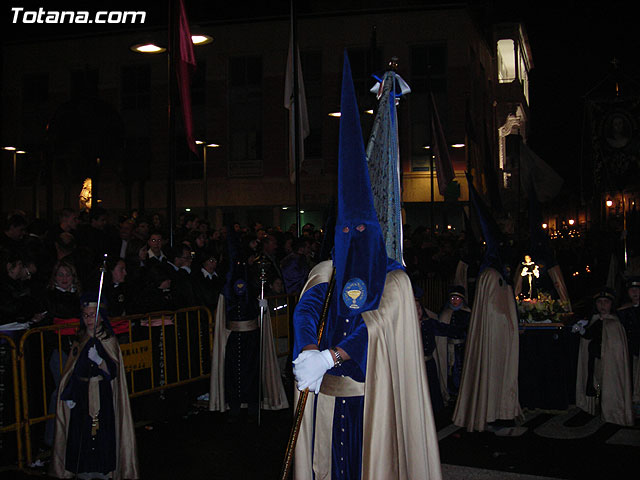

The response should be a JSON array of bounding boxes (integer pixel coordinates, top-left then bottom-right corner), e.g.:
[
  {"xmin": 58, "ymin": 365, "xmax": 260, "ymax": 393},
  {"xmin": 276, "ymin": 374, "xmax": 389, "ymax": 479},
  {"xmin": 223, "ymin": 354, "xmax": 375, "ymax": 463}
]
[{"xmin": 333, "ymin": 51, "xmax": 387, "ymax": 317}]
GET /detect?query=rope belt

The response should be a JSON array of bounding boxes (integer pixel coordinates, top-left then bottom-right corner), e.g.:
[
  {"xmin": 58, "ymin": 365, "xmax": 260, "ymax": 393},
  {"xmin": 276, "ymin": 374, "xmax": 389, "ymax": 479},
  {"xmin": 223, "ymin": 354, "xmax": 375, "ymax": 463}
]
[
  {"xmin": 319, "ymin": 373, "xmax": 365, "ymax": 397},
  {"xmin": 226, "ymin": 319, "xmax": 259, "ymax": 332},
  {"xmin": 77, "ymin": 375, "xmax": 104, "ymax": 436},
  {"xmin": 313, "ymin": 374, "xmax": 365, "ymax": 477},
  {"xmin": 448, "ymin": 338, "xmax": 465, "ymax": 345}
]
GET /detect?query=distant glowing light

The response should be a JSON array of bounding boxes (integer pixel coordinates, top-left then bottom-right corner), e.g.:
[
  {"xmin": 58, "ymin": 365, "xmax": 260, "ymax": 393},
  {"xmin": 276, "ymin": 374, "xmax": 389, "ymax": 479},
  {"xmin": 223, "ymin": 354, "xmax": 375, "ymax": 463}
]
[
  {"xmin": 451, "ymin": 143, "xmax": 465, "ymax": 148},
  {"xmin": 130, "ymin": 43, "xmax": 166, "ymax": 54},
  {"xmin": 328, "ymin": 112, "xmax": 341, "ymax": 117},
  {"xmin": 568, "ymin": 219, "xmax": 575, "ymax": 225},
  {"xmin": 185, "ymin": 208, "xmax": 191, "ymax": 212},
  {"xmin": 365, "ymin": 109, "xmax": 374, "ymax": 115},
  {"xmin": 542, "ymin": 223, "xmax": 548, "ymax": 229},
  {"xmin": 191, "ymin": 35, "xmax": 213, "ymax": 45},
  {"xmin": 3, "ymin": 146, "xmax": 16, "ymax": 151},
  {"xmin": 606, "ymin": 199, "xmax": 613, "ymax": 207}
]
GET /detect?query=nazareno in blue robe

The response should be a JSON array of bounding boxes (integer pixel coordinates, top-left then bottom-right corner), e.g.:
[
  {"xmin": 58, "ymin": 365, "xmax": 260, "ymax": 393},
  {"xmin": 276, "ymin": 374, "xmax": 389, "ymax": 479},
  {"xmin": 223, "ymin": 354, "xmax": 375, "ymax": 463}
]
[{"xmin": 293, "ymin": 259, "xmax": 401, "ymax": 480}]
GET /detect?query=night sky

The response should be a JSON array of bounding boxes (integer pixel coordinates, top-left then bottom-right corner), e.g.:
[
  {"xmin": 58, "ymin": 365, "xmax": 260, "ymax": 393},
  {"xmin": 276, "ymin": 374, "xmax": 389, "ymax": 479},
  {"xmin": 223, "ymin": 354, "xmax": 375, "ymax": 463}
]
[{"xmin": 3, "ymin": 1, "xmax": 637, "ymax": 196}]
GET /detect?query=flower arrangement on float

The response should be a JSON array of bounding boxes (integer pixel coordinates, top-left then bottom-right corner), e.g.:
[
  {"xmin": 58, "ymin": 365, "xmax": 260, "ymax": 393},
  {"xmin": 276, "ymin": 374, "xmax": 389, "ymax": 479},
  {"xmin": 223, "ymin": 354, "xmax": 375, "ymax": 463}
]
[{"xmin": 517, "ymin": 292, "xmax": 572, "ymax": 323}]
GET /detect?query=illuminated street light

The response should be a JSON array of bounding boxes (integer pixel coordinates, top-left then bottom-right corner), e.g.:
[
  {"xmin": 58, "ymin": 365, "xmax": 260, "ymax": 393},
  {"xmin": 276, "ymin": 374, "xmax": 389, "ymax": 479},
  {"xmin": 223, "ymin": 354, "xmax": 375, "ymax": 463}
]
[
  {"xmin": 3, "ymin": 146, "xmax": 27, "ymax": 208},
  {"xmin": 451, "ymin": 143, "xmax": 465, "ymax": 148},
  {"xmin": 568, "ymin": 219, "xmax": 575, "ymax": 225},
  {"xmin": 606, "ymin": 199, "xmax": 614, "ymax": 207},
  {"xmin": 542, "ymin": 223, "xmax": 548, "ymax": 229},
  {"xmin": 191, "ymin": 34, "xmax": 213, "ymax": 46},
  {"xmin": 130, "ymin": 43, "xmax": 166, "ymax": 54},
  {"xmin": 196, "ymin": 140, "xmax": 220, "ymax": 219}
]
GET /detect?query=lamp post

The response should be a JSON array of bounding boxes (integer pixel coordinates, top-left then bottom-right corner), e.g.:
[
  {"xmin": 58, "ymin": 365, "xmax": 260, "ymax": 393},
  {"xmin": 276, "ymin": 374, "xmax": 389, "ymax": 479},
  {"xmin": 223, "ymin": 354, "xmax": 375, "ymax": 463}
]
[
  {"xmin": 196, "ymin": 140, "xmax": 219, "ymax": 219},
  {"xmin": 130, "ymin": 23, "xmax": 213, "ymax": 244},
  {"xmin": 3, "ymin": 146, "xmax": 27, "ymax": 209}
]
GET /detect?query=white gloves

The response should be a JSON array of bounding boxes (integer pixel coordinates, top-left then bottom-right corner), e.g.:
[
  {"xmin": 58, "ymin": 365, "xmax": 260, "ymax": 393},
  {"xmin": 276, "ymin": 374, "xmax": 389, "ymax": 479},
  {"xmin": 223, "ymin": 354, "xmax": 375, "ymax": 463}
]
[
  {"xmin": 65, "ymin": 400, "xmax": 76, "ymax": 409},
  {"xmin": 258, "ymin": 298, "xmax": 269, "ymax": 310},
  {"xmin": 571, "ymin": 320, "xmax": 588, "ymax": 335},
  {"xmin": 292, "ymin": 349, "xmax": 334, "ymax": 393},
  {"xmin": 88, "ymin": 345, "xmax": 103, "ymax": 366}
]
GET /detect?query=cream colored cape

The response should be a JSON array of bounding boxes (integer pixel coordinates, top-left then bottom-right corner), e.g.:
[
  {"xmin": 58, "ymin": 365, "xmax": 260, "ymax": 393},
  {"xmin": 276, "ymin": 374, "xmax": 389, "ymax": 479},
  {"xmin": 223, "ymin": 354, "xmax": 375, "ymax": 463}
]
[
  {"xmin": 208, "ymin": 294, "xmax": 289, "ymax": 411},
  {"xmin": 452, "ymin": 267, "xmax": 521, "ymax": 431},
  {"xmin": 435, "ymin": 305, "xmax": 471, "ymax": 404},
  {"xmin": 50, "ymin": 334, "xmax": 140, "ymax": 479},
  {"xmin": 293, "ymin": 261, "xmax": 442, "ymax": 480},
  {"xmin": 454, "ymin": 260, "xmax": 468, "ymax": 296},
  {"xmin": 618, "ymin": 303, "xmax": 640, "ymax": 403},
  {"xmin": 575, "ymin": 314, "xmax": 633, "ymax": 426}
]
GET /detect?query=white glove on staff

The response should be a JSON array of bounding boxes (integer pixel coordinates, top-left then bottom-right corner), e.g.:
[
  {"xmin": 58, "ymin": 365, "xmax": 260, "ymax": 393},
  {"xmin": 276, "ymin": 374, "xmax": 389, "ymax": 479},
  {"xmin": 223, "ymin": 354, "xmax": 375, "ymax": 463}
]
[
  {"xmin": 292, "ymin": 349, "xmax": 334, "ymax": 393},
  {"xmin": 88, "ymin": 345, "xmax": 104, "ymax": 366},
  {"xmin": 65, "ymin": 400, "xmax": 76, "ymax": 409},
  {"xmin": 258, "ymin": 298, "xmax": 269, "ymax": 310}
]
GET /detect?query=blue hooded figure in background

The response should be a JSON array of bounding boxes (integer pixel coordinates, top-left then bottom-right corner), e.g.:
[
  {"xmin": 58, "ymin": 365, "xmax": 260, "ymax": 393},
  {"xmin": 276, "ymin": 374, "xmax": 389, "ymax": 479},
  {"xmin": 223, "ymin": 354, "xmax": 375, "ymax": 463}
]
[{"xmin": 292, "ymin": 51, "xmax": 442, "ymax": 480}]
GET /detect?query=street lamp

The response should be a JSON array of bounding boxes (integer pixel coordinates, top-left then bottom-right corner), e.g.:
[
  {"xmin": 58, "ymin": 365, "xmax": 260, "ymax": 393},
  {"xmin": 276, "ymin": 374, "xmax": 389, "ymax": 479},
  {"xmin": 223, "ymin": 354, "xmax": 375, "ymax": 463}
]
[
  {"xmin": 3, "ymin": 146, "xmax": 27, "ymax": 208},
  {"xmin": 196, "ymin": 140, "xmax": 219, "ymax": 219}
]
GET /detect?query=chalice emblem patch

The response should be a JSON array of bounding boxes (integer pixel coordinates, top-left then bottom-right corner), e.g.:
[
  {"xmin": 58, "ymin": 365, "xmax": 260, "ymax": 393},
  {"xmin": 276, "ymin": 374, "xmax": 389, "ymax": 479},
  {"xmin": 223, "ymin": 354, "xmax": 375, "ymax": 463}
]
[{"xmin": 342, "ymin": 278, "xmax": 367, "ymax": 310}]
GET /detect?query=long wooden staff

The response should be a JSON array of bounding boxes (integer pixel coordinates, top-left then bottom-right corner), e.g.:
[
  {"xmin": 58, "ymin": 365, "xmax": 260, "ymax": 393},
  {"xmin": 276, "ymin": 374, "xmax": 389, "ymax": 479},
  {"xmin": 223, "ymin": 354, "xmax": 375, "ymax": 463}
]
[{"xmin": 279, "ymin": 267, "xmax": 336, "ymax": 480}]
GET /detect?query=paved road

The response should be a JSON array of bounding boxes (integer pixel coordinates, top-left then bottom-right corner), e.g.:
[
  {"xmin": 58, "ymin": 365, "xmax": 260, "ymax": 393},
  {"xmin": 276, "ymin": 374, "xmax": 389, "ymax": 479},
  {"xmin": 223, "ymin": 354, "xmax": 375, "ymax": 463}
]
[{"xmin": 8, "ymin": 385, "xmax": 640, "ymax": 479}]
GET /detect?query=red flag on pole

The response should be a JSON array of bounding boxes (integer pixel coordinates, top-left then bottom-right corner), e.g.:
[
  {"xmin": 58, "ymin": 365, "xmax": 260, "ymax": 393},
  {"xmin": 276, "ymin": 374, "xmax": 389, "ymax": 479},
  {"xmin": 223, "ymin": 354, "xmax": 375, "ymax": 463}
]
[
  {"xmin": 176, "ymin": 0, "xmax": 197, "ymax": 154},
  {"xmin": 429, "ymin": 92, "xmax": 455, "ymax": 195}
]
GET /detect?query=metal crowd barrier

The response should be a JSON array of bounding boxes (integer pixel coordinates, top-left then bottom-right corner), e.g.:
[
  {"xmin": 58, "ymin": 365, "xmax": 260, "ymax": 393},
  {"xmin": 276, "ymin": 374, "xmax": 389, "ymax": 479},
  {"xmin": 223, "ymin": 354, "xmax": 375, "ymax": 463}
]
[
  {"xmin": 0, "ymin": 333, "xmax": 23, "ymax": 469},
  {"xmin": 1, "ymin": 306, "xmax": 213, "ymax": 469},
  {"xmin": 1, "ymin": 298, "xmax": 300, "ymax": 471},
  {"xmin": 416, "ymin": 276, "xmax": 449, "ymax": 313}
]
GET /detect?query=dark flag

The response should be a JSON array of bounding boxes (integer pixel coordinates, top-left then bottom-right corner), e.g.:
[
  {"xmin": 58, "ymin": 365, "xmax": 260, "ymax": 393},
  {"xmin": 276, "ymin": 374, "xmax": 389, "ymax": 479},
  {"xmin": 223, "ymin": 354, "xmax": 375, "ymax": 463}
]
[
  {"xmin": 465, "ymin": 172, "xmax": 509, "ymax": 281},
  {"xmin": 429, "ymin": 92, "xmax": 455, "ymax": 195},
  {"xmin": 175, "ymin": 0, "xmax": 197, "ymax": 154}
]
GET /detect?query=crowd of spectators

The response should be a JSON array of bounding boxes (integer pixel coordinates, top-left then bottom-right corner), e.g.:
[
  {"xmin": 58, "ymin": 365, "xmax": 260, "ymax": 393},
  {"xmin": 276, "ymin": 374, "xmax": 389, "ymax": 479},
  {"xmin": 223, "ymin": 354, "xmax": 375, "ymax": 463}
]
[{"xmin": 1, "ymin": 206, "xmax": 636, "ymax": 330}]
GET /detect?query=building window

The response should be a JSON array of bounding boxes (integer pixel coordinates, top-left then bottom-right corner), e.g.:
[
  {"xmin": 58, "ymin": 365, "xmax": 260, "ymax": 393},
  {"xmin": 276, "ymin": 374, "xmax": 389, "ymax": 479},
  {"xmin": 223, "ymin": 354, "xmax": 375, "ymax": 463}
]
[
  {"xmin": 121, "ymin": 64, "xmax": 151, "ymax": 110},
  {"xmin": 228, "ymin": 56, "xmax": 262, "ymax": 177},
  {"xmin": 497, "ymin": 39, "xmax": 516, "ymax": 83},
  {"xmin": 518, "ymin": 44, "xmax": 530, "ymax": 104},
  {"xmin": 191, "ymin": 60, "xmax": 206, "ymax": 107},
  {"xmin": 22, "ymin": 73, "xmax": 49, "ymax": 111},
  {"xmin": 409, "ymin": 43, "xmax": 447, "ymax": 172},
  {"xmin": 70, "ymin": 68, "xmax": 99, "ymax": 99}
]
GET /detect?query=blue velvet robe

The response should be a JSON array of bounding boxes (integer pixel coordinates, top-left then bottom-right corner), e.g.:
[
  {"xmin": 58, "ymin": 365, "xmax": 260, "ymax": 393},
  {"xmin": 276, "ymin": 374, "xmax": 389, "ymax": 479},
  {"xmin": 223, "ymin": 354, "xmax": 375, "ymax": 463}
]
[{"xmin": 293, "ymin": 260, "xmax": 401, "ymax": 479}]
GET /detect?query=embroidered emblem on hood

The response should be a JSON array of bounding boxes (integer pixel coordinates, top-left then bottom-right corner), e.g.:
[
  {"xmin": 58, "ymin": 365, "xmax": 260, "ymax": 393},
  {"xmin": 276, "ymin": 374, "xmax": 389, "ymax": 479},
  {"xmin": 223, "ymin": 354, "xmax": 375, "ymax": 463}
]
[{"xmin": 342, "ymin": 278, "xmax": 367, "ymax": 310}]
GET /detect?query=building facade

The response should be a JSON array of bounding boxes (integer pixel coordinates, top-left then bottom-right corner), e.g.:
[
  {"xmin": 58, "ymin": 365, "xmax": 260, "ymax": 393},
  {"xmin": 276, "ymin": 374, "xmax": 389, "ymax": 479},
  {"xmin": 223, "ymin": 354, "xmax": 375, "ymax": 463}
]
[{"xmin": 1, "ymin": 3, "xmax": 533, "ymax": 231}]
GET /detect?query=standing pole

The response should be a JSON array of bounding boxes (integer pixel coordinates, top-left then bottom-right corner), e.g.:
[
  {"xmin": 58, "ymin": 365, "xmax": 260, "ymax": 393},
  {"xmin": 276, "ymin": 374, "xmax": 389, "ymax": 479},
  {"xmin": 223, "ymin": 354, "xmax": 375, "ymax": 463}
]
[
  {"xmin": 257, "ymin": 262, "xmax": 266, "ymax": 427},
  {"xmin": 203, "ymin": 146, "xmax": 208, "ymax": 219},
  {"xmin": 280, "ymin": 268, "xmax": 336, "ymax": 480},
  {"xmin": 291, "ymin": 0, "xmax": 302, "ymax": 238},
  {"xmin": 430, "ymin": 150, "xmax": 435, "ymax": 237},
  {"xmin": 167, "ymin": 0, "xmax": 177, "ymax": 248}
]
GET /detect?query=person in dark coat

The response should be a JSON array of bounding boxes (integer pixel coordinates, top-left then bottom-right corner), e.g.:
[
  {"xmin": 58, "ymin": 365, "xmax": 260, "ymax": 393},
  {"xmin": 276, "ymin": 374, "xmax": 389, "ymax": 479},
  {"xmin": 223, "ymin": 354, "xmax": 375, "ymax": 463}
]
[
  {"xmin": 167, "ymin": 244, "xmax": 197, "ymax": 310},
  {"xmin": 414, "ymin": 285, "xmax": 446, "ymax": 413},
  {"xmin": 191, "ymin": 249, "xmax": 223, "ymax": 314}
]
